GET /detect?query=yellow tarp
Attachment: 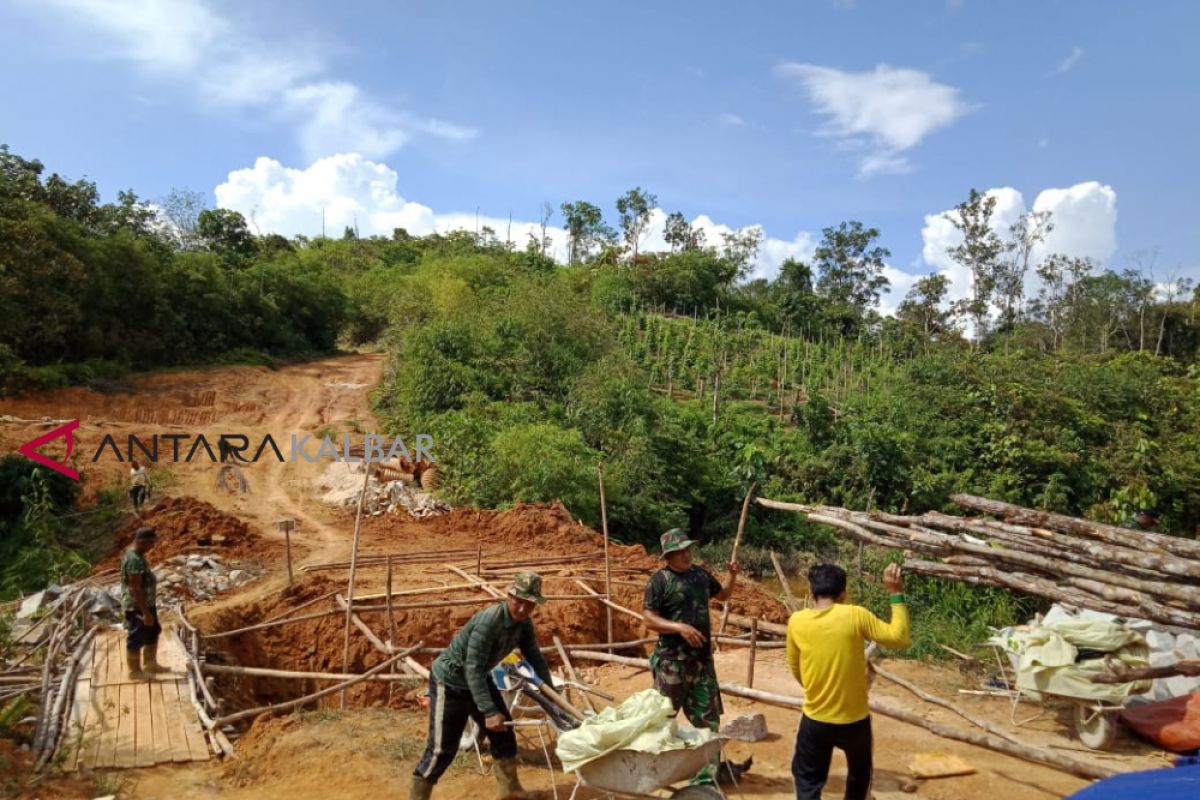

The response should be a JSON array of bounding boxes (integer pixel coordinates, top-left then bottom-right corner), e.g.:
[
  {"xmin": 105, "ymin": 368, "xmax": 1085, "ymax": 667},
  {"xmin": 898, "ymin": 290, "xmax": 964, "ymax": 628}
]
[
  {"xmin": 554, "ymin": 689, "xmax": 717, "ymax": 774},
  {"xmin": 1005, "ymin": 620, "xmax": 1152, "ymax": 703}
]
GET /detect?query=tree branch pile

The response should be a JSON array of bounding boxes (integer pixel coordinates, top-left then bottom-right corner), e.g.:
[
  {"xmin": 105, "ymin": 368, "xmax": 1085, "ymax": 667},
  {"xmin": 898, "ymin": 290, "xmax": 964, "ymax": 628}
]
[{"xmin": 757, "ymin": 493, "xmax": 1200, "ymax": 631}]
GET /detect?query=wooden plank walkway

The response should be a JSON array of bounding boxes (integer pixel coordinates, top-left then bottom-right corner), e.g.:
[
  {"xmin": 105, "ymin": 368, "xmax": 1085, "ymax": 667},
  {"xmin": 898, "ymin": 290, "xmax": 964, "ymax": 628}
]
[{"xmin": 63, "ymin": 626, "xmax": 212, "ymax": 770}]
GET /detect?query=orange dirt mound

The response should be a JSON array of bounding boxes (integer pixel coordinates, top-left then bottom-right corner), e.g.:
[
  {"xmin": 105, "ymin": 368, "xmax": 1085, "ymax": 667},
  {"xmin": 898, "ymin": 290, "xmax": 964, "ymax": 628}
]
[{"xmin": 96, "ymin": 495, "xmax": 263, "ymax": 571}]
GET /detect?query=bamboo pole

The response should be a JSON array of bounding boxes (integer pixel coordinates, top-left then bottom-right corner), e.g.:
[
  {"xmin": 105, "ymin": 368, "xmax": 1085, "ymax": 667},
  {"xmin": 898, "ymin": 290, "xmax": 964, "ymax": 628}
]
[
  {"xmin": 202, "ymin": 664, "xmax": 424, "ymax": 682},
  {"xmin": 598, "ymin": 462, "xmax": 613, "ymax": 653},
  {"xmin": 553, "ymin": 635, "xmax": 597, "ymax": 714},
  {"xmin": 211, "ymin": 644, "xmax": 420, "ymax": 729},
  {"xmin": 35, "ymin": 625, "xmax": 98, "ymax": 767},
  {"xmin": 872, "ymin": 663, "xmax": 1024, "ymax": 745},
  {"xmin": 203, "ymin": 608, "xmax": 339, "ymax": 639},
  {"xmin": 284, "ymin": 524, "xmax": 294, "ymax": 586},
  {"xmin": 335, "ymin": 595, "xmax": 392, "ymax": 654},
  {"xmin": 746, "ymin": 619, "xmax": 757, "ymax": 688},
  {"xmin": 446, "ymin": 565, "xmax": 506, "ymax": 599},
  {"xmin": 258, "ymin": 590, "xmax": 339, "ymax": 626},
  {"xmin": 342, "ymin": 463, "xmax": 373, "ymax": 710},
  {"xmin": 574, "ymin": 579, "xmax": 788, "ymax": 637},
  {"xmin": 718, "ymin": 483, "xmax": 756, "ymax": 636},
  {"xmin": 770, "ymin": 550, "xmax": 801, "ymax": 611},
  {"xmin": 385, "ymin": 556, "xmax": 396, "ymax": 648}
]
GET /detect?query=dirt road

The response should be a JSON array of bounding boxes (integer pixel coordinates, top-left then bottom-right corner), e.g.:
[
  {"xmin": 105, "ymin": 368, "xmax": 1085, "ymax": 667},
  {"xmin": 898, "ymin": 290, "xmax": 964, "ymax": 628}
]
[{"xmin": 1, "ymin": 354, "xmax": 1171, "ymax": 799}]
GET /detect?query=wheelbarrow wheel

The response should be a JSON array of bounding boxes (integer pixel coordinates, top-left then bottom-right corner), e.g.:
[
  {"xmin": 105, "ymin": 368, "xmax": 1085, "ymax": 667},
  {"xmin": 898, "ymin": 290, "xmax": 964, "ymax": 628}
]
[
  {"xmin": 669, "ymin": 786, "xmax": 725, "ymax": 799},
  {"xmin": 1072, "ymin": 702, "xmax": 1118, "ymax": 750}
]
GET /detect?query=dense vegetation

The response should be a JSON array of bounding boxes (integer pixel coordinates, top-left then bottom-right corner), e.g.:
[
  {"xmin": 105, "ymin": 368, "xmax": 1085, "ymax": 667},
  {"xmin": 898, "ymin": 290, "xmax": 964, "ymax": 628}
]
[{"xmin": 3, "ymin": 147, "xmax": 1198, "ymax": 651}]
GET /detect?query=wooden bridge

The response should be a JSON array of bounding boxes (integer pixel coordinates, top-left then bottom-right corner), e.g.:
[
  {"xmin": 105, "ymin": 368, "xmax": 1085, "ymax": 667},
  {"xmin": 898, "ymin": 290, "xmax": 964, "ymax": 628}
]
[{"xmin": 62, "ymin": 626, "xmax": 213, "ymax": 770}]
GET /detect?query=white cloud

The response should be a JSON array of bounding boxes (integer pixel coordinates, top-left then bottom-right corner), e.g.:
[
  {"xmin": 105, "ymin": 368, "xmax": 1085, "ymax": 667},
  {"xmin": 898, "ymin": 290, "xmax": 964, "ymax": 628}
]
[
  {"xmin": 30, "ymin": 0, "xmax": 225, "ymax": 72},
  {"xmin": 717, "ymin": 113, "xmax": 748, "ymax": 128},
  {"xmin": 215, "ymin": 154, "xmax": 815, "ymax": 281},
  {"xmin": 27, "ymin": 0, "xmax": 473, "ymax": 159},
  {"xmin": 1053, "ymin": 46, "xmax": 1084, "ymax": 75},
  {"xmin": 776, "ymin": 62, "xmax": 970, "ymax": 178},
  {"xmin": 918, "ymin": 182, "xmax": 1118, "ymax": 310}
]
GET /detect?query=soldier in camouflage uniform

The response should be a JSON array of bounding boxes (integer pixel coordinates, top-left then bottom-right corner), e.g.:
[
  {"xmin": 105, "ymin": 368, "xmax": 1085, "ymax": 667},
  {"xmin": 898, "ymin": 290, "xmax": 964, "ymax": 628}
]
[
  {"xmin": 642, "ymin": 528, "xmax": 740, "ymax": 785},
  {"xmin": 120, "ymin": 527, "xmax": 167, "ymax": 679},
  {"xmin": 411, "ymin": 571, "xmax": 552, "ymax": 800}
]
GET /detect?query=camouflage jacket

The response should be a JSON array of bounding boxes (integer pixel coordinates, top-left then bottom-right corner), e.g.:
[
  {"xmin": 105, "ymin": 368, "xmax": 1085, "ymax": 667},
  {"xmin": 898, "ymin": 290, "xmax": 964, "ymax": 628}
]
[
  {"xmin": 431, "ymin": 602, "xmax": 553, "ymax": 716},
  {"xmin": 643, "ymin": 565, "xmax": 722, "ymax": 659}
]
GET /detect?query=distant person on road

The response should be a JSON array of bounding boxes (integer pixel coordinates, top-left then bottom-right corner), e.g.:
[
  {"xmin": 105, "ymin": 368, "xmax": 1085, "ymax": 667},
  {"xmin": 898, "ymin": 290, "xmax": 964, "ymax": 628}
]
[
  {"xmin": 121, "ymin": 527, "xmax": 167, "ymax": 679},
  {"xmin": 129, "ymin": 460, "xmax": 149, "ymax": 514},
  {"xmin": 1122, "ymin": 508, "xmax": 1161, "ymax": 532},
  {"xmin": 786, "ymin": 563, "xmax": 911, "ymax": 800},
  {"xmin": 411, "ymin": 571, "xmax": 552, "ymax": 800},
  {"xmin": 641, "ymin": 528, "xmax": 740, "ymax": 786}
]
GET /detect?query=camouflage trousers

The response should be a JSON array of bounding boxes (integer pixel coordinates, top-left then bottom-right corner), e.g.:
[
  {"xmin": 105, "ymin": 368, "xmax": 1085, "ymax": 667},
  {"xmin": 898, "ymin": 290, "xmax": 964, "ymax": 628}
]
[{"xmin": 650, "ymin": 648, "xmax": 724, "ymax": 785}]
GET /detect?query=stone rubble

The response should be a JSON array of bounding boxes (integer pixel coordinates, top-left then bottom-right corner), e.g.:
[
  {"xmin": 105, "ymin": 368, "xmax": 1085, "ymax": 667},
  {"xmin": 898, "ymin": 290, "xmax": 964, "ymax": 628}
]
[
  {"xmin": 314, "ymin": 462, "xmax": 451, "ymax": 518},
  {"xmin": 9, "ymin": 555, "xmax": 260, "ymax": 644}
]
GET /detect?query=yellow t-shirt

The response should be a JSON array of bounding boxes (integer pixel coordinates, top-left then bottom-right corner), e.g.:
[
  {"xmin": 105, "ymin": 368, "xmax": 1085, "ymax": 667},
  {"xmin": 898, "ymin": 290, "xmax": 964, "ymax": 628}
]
[{"xmin": 785, "ymin": 602, "xmax": 911, "ymax": 724}]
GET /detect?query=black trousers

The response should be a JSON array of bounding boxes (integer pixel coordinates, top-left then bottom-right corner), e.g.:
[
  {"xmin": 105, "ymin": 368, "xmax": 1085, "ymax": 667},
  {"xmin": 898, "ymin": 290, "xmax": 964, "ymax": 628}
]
[
  {"xmin": 130, "ymin": 485, "xmax": 148, "ymax": 509},
  {"xmin": 792, "ymin": 714, "xmax": 873, "ymax": 800},
  {"xmin": 124, "ymin": 608, "xmax": 161, "ymax": 651},
  {"xmin": 413, "ymin": 675, "xmax": 517, "ymax": 783}
]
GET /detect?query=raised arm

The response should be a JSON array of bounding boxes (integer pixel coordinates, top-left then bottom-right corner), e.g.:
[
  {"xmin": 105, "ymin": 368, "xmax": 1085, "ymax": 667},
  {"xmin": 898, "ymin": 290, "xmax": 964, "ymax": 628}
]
[{"xmin": 856, "ymin": 564, "xmax": 911, "ymax": 649}]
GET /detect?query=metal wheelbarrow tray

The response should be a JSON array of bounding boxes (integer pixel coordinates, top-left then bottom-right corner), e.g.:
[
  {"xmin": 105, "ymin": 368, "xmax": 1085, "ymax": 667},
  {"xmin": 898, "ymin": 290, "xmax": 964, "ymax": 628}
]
[{"xmin": 572, "ymin": 736, "xmax": 727, "ymax": 798}]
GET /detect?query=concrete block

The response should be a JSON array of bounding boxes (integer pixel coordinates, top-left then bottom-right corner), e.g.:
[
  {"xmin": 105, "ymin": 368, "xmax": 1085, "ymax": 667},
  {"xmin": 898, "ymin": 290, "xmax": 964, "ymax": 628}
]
[{"xmin": 721, "ymin": 713, "xmax": 769, "ymax": 742}]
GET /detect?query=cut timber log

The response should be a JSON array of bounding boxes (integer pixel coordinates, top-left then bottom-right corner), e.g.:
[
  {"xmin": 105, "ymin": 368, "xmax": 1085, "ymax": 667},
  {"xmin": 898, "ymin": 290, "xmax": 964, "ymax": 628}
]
[
  {"xmin": 951, "ymin": 493, "xmax": 1200, "ymax": 560},
  {"xmin": 1091, "ymin": 658, "xmax": 1200, "ymax": 684}
]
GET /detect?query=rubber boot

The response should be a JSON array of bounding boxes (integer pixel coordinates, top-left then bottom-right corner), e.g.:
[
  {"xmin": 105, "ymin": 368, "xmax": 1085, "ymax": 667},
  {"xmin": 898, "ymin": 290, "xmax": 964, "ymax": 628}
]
[
  {"xmin": 125, "ymin": 648, "xmax": 145, "ymax": 680},
  {"xmin": 409, "ymin": 774, "xmax": 435, "ymax": 800},
  {"xmin": 494, "ymin": 757, "xmax": 535, "ymax": 799},
  {"xmin": 142, "ymin": 642, "xmax": 168, "ymax": 675}
]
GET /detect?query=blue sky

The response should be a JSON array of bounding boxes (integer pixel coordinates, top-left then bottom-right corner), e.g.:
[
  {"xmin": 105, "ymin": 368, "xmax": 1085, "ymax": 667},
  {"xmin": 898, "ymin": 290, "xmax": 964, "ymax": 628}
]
[{"xmin": 2, "ymin": 0, "xmax": 1197, "ymax": 302}]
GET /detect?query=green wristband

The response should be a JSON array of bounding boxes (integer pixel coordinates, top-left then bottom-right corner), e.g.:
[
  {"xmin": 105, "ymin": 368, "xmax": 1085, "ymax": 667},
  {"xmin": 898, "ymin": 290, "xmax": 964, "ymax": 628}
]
[{"xmin": 889, "ymin": 594, "xmax": 906, "ymax": 604}]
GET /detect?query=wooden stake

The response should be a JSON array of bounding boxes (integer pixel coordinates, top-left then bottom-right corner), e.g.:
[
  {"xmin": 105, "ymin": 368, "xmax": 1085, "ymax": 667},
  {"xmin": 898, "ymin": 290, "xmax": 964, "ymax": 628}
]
[
  {"xmin": 385, "ymin": 555, "xmax": 396, "ymax": 648},
  {"xmin": 211, "ymin": 644, "xmax": 420, "ymax": 729},
  {"xmin": 718, "ymin": 483, "xmax": 756, "ymax": 635},
  {"xmin": 284, "ymin": 524, "xmax": 294, "ymax": 586},
  {"xmin": 770, "ymin": 551, "xmax": 800, "ymax": 611},
  {"xmin": 342, "ymin": 463, "xmax": 372, "ymax": 710},
  {"xmin": 202, "ymin": 664, "xmax": 423, "ymax": 682},
  {"xmin": 553, "ymin": 635, "xmax": 597, "ymax": 714},
  {"xmin": 598, "ymin": 462, "xmax": 613, "ymax": 653},
  {"xmin": 746, "ymin": 618, "xmax": 758, "ymax": 689}
]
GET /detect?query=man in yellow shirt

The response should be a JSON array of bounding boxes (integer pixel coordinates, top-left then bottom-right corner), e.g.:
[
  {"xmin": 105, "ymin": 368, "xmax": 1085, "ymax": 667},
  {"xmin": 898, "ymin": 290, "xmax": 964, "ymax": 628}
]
[{"xmin": 786, "ymin": 563, "xmax": 910, "ymax": 800}]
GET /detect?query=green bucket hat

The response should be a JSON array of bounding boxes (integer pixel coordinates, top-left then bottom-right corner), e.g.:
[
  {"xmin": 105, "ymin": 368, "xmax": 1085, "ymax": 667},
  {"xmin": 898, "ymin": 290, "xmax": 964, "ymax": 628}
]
[
  {"xmin": 659, "ymin": 528, "xmax": 695, "ymax": 557},
  {"xmin": 507, "ymin": 571, "xmax": 547, "ymax": 604}
]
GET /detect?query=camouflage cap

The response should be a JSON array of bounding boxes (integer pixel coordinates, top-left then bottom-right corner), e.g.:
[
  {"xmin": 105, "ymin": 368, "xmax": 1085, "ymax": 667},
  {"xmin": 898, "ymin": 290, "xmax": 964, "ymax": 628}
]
[
  {"xmin": 507, "ymin": 571, "xmax": 547, "ymax": 604},
  {"xmin": 659, "ymin": 528, "xmax": 695, "ymax": 557}
]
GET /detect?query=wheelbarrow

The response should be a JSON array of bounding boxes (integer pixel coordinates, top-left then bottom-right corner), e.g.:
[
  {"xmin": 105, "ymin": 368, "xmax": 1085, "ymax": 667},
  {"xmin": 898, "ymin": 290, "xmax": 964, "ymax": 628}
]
[{"xmin": 567, "ymin": 737, "xmax": 728, "ymax": 799}]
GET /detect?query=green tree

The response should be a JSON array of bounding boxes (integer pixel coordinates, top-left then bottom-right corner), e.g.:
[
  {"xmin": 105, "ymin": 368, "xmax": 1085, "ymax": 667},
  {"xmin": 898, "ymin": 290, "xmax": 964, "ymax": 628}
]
[
  {"xmin": 944, "ymin": 190, "xmax": 1004, "ymax": 341},
  {"xmin": 813, "ymin": 221, "xmax": 890, "ymax": 333},
  {"xmin": 615, "ymin": 187, "xmax": 657, "ymax": 262},
  {"xmin": 897, "ymin": 273, "xmax": 954, "ymax": 347},
  {"xmin": 560, "ymin": 200, "xmax": 615, "ymax": 265},
  {"xmin": 197, "ymin": 208, "xmax": 257, "ymax": 265}
]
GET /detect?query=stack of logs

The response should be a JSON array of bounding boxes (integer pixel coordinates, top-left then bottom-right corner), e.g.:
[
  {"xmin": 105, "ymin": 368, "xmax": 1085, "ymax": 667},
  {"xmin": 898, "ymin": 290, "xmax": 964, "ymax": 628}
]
[
  {"xmin": 757, "ymin": 493, "xmax": 1200, "ymax": 631},
  {"xmin": 3, "ymin": 586, "xmax": 101, "ymax": 770}
]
